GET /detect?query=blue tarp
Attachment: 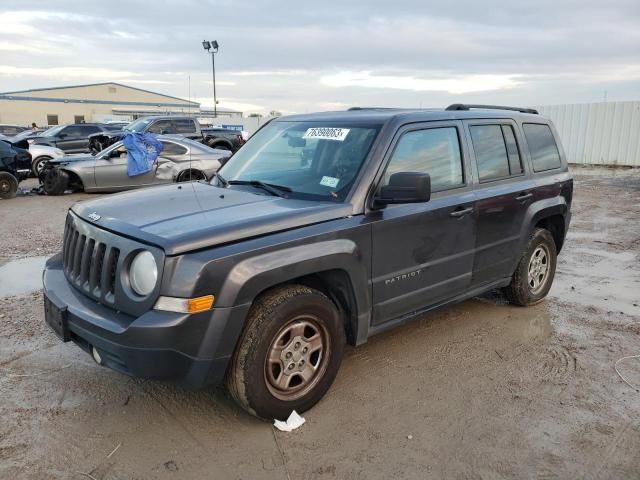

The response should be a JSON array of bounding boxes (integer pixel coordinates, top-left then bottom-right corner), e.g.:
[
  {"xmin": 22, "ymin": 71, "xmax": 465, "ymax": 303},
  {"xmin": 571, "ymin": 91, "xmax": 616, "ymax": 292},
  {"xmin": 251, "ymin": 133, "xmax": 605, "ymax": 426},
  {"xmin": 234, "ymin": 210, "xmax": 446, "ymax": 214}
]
[{"xmin": 121, "ymin": 132, "xmax": 164, "ymax": 177}]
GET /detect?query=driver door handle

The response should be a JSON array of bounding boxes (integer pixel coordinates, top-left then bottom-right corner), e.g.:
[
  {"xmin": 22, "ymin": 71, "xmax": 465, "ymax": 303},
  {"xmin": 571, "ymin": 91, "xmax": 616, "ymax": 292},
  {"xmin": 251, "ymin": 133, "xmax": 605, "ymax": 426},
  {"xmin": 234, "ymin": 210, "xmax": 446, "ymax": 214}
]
[
  {"xmin": 450, "ymin": 206, "xmax": 473, "ymax": 218},
  {"xmin": 516, "ymin": 192, "xmax": 533, "ymax": 201}
]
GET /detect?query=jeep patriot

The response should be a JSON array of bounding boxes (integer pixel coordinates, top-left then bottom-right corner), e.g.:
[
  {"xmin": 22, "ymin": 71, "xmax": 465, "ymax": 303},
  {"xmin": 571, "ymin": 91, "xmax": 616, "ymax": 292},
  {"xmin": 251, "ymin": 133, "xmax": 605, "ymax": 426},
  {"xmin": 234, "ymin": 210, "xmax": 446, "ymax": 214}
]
[{"xmin": 42, "ymin": 104, "xmax": 572, "ymax": 419}]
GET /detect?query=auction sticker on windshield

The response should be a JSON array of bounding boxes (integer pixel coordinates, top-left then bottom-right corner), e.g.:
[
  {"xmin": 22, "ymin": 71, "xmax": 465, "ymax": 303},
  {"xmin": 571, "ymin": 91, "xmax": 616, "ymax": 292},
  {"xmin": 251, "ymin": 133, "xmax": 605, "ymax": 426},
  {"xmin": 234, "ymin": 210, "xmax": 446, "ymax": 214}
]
[
  {"xmin": 303, "ymin": 128, "xmax": 350, "ymax": 141},
  {"xmin": 320, "ymin": 176, "xmax": 340, "ymax": 188}
]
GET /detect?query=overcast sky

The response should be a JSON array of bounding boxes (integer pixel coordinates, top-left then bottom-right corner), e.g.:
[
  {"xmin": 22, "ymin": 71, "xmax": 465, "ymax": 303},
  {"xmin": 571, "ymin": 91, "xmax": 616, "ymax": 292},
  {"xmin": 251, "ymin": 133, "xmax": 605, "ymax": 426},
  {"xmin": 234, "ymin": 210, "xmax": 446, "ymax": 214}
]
[{"xmin": 0, "ymin": 1, "xmax": 638, "ymax": 114}]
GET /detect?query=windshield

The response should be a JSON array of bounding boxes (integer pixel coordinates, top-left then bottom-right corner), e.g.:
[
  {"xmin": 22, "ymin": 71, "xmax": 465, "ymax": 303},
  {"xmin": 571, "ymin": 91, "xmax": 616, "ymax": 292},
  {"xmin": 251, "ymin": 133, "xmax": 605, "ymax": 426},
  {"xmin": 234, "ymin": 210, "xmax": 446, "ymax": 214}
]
[
  {"xmin": 98, "ymin": 141, "xmax": 125, "ymax": 157},
  {"xmin": 41, "ymin": 125, "xmax": 66, "ymax": 137},
  {"xmin": 125, "ymin": 118, "xmax": 153, "ymax": 132},
  {"xmin": 218, "ymin": 121, "xmax": 380, "ymax": 201},
  {"xmin": 12, "ymin": 130, "xmax": 36, "ymax": 140}
]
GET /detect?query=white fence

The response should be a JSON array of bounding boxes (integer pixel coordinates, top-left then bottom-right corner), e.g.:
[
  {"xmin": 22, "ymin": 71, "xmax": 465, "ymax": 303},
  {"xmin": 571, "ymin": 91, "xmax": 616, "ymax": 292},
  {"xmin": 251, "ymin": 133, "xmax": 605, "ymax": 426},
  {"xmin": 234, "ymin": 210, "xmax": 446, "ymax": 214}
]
[{"xmin": 537, "ymin": 102, "xmax": 640, "ymax": 167}]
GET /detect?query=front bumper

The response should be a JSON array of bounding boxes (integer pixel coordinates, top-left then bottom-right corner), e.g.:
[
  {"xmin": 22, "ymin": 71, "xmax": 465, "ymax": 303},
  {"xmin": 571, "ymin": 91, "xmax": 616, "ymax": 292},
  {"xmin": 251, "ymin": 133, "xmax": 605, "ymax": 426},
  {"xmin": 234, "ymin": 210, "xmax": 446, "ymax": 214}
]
[{"xmin": 43, "ymin": 254, "xmax": 250, "ymax": 388}]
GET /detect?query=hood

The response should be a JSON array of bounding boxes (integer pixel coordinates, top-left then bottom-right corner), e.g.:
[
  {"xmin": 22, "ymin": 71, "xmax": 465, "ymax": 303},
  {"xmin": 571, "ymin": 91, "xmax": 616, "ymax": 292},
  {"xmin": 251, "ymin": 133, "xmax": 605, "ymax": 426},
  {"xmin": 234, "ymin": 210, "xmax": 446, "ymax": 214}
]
[{"xmin": 72, "ymin": 182, "xmax": 353, "ymax": 255}]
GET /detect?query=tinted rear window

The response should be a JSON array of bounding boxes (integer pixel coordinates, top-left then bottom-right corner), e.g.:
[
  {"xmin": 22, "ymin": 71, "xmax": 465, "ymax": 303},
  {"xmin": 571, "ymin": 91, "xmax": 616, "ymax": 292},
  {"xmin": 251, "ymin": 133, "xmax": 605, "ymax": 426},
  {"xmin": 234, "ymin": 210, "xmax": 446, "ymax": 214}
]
[{"xmin": 523, "ymin": 123, "xmax": 561, "ymax": 172}]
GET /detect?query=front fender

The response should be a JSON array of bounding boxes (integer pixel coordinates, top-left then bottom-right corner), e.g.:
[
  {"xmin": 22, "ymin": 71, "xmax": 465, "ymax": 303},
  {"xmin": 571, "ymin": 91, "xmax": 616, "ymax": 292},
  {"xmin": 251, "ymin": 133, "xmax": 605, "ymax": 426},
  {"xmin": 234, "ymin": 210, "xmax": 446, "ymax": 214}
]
[{"xmin": 215, "ymin": 239, "xmax": 370, "ymax": 314}]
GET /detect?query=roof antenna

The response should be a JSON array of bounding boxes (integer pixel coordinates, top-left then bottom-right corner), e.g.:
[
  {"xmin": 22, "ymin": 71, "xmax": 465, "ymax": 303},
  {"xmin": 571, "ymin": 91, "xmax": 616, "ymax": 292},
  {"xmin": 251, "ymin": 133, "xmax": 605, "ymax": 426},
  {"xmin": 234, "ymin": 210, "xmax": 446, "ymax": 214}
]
[{"xmin": 188, "ymin": 75, "xmax": 192, "ymax": 182}]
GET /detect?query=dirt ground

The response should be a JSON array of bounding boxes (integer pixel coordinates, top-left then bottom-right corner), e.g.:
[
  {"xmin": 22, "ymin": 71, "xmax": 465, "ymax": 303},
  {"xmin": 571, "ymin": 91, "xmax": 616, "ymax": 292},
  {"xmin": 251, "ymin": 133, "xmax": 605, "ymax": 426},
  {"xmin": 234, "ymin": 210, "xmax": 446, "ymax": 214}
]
[{"xmin": 1, "ymin": 169, "xmax": 639, "ymax": 479}]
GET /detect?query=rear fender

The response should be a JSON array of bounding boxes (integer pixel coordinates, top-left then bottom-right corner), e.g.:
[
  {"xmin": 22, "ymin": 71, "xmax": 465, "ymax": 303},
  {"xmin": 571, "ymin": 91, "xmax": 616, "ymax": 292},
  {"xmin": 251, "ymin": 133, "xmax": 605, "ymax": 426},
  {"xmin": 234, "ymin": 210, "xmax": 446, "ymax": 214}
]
[{"xmin": 511, "ymin": 197, "xmax": 568, "ymax": 272}]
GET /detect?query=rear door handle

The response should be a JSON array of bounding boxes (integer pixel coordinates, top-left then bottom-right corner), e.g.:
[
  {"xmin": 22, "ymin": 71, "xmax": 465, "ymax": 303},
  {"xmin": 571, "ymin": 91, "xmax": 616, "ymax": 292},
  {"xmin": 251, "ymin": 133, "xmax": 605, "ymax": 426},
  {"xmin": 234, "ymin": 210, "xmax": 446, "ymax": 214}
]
[
  {"xmin": 450, "ymin": 206, "xmax": 473, "ymax": 218},
  {"xmin": 516, "ymin": 192, "xmax": 533, "ymax": 201}
]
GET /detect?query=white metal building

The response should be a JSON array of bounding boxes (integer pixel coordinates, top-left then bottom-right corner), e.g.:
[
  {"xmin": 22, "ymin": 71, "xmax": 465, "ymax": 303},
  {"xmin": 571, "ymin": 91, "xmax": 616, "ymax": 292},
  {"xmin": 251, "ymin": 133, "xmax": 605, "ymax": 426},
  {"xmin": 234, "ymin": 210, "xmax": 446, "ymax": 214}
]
[{"xmin": 537, "ymin": 101, "xmax": 640, "ymax": 167}]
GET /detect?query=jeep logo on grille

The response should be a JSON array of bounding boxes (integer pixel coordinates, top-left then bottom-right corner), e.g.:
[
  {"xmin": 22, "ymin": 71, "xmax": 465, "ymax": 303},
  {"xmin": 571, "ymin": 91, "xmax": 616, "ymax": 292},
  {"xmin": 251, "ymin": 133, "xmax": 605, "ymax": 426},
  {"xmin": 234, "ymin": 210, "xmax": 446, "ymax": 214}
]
[{"xmin": 88, "ymin": 212, "xmax": 101, "ymax": 222}]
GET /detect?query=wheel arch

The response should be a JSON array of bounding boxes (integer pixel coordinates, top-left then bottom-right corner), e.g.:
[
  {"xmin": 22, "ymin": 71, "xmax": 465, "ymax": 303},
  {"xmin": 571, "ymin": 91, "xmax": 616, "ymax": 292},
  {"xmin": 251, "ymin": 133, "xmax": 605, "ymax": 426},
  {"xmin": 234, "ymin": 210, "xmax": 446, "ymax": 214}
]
[
  {"xmin": 512, "ymin": 197, "xmax": 568, "ymax": 274},
  {"xmin": 207, "ymin": 138, "xmax": 234, "ymax": 150},
  {"xmin": 214, "ymin": 240, "xmax": 371, "ymax": 346},
  {"xmin": 176, "ymin": 168, "xmax": 207, "ymax": 182},
  {"xmin": 534, "ymin": 214, "xmax": 566, "ymax": 253}
]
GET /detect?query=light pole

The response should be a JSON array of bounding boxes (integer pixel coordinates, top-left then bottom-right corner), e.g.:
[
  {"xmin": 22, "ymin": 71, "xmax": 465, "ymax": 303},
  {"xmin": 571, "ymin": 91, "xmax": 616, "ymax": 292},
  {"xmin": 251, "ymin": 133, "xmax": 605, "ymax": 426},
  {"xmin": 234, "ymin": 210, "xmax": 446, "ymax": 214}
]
[{"xmin": 202, "ymin": 40, "xmax": 219, "ymax": 118}]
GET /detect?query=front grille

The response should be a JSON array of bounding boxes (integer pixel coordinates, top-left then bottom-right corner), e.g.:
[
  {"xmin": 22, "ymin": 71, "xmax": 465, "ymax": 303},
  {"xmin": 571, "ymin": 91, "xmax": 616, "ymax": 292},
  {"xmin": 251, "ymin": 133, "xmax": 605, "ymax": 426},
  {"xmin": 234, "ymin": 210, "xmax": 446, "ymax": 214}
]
[{"xmin": 62, "ymin": 216, "xmax": 120, "ymax": 305}]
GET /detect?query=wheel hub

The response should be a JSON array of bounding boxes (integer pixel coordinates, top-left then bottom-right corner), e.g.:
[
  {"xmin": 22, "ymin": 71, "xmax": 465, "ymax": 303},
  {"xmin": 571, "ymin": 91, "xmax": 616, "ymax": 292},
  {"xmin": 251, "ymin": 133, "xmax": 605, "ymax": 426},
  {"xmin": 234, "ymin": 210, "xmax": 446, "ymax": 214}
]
[
  {"xmin": 528, "ymin": 245, "xmax": 550, "ymax": 294},
  {"xmin": 264, "ymin": 316, "xmax": 329, "ymax": 401},
  {"xmin": 280, "ymin": 336, "xmax": 311, "ymax": 375}
]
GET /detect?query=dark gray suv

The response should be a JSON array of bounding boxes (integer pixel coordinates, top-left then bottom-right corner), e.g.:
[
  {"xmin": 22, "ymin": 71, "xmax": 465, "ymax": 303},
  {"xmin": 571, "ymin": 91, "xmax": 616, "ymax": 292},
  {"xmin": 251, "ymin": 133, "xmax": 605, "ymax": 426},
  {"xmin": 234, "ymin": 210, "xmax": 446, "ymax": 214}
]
[{"xmin": 42, "ymin": 104, "xmax": 572, "ymax": 419}]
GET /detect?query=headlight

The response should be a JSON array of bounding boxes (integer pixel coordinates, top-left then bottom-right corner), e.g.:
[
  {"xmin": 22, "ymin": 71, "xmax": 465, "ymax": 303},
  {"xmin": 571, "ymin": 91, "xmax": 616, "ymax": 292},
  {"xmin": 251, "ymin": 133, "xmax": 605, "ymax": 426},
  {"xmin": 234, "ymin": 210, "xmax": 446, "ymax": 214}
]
[
  {"xmin": 53, "ymin": 148, "xmax": 64, "ymax": 156},
  {"xmin": 129, "ymin": 250, "xmax": 158, "ymax": 296}
]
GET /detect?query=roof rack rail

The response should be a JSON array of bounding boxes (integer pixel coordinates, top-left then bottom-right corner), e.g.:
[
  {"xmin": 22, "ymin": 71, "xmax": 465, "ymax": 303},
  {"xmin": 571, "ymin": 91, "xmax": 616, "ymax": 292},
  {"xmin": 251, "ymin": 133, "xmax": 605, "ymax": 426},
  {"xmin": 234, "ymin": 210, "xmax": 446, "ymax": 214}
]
[
  {"xmin": 445, "ymin": 103, "xmax": 538, "ymax": 115},
  {"xmin": 347, "ymin": 107, "xmax": 401, "ymax": 111}
]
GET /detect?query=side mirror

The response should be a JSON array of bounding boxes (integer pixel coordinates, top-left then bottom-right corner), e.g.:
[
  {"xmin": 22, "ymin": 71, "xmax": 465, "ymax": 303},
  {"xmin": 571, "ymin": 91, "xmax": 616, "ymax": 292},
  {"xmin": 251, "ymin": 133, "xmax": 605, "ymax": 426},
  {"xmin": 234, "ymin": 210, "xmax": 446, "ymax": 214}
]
[
  {"xmin": 375, "ymin": 172, "xmax": 431, "ymax": 207},
  {"xmin": 218, "ymin": 155, "xmax": 231, "ymax": 167},
  {"xmin": 58, "ymin": 133, "xmax": 67, "ymax": 139},
  {"xmin": 160, "ymin": 129, "xmax": 169, "ymax": 135}
]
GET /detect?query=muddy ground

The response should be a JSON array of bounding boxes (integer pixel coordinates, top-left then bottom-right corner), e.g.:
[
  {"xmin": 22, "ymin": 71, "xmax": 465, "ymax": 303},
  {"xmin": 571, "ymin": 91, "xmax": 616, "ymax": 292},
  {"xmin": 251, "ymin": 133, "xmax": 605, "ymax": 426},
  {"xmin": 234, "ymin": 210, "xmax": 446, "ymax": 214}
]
[{"xmin": 1, "ymin": 169, "xmax": 639, "ymax": 479}]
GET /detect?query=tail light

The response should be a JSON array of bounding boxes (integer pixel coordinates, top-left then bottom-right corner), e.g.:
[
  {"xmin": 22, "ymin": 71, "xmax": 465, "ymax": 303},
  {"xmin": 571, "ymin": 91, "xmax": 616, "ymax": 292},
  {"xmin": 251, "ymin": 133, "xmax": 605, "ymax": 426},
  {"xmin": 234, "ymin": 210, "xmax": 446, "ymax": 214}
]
[{"xmin": 237, "ymin": 134, "xmax": 245, "ymax": 145}]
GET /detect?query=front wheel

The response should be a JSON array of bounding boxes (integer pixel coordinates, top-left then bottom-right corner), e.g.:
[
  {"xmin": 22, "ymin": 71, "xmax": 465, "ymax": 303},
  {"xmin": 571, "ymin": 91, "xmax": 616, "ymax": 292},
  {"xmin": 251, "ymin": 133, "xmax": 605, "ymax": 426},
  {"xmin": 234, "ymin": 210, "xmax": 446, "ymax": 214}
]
[
  {"xmin": 42, "ymin": 168, "xmax": 69, "ymax": 195},
  {"xmin": 504, "ymin": 228, "xmax": 557, "ymax": 306},
  {"xmin": 226, "ymin": 285, "xmax": 345, "ymax": 420},
  {"xmin": 32, "ymin": 156, "xmax": 52, "ymax": 177},
  {"xmin": 0, "ymin": 172, "xmax": 18, "ymax": 199}
]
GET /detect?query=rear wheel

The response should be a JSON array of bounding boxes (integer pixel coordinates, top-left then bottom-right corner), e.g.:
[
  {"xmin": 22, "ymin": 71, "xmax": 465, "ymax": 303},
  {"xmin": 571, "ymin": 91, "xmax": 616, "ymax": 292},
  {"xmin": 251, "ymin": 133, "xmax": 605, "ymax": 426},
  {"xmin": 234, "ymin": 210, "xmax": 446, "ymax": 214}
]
[
  {"xmin": 504, "ymin": 228, "xmax": 557, "ymax": 306},
  {"xmin": 226, "ymin": 285, "xmax": 345, "ymax": 419},
  {"xmin": 42, "ymin": 168, "xmax": 69, "ymax": 195},
  {"xmin": 32, "ymin": 156, "xmax": 52, "ymax": 177},
  {"xmin": 0, "ymin": 172, "xmax": 18, "ymax": 199},
  {"xmin": 207, "ymin": 141, "xmax": 231, "ymax": 151}
]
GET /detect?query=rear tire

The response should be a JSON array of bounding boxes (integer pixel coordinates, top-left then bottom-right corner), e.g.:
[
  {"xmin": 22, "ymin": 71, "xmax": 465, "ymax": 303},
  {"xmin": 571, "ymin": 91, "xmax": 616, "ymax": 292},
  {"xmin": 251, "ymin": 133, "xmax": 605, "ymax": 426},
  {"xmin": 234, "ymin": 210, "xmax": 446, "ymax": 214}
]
[
  {"xmin": 503, "ymin": 228, "xmax": 557, "ymax": 306},
  {"xmin": 226, "ymin": 285, "xmax": 345, "ymax": 420},
  {"xmin": 207, "ymin": 141, "xmax": 231, "ymax": 151},
  {"xmin": 42, "ymin": 168, "xmax": 69, "ymax": 195},
  {"xmin": 0, "ymin": 172, "xmax": 18, "ymax": 199}
]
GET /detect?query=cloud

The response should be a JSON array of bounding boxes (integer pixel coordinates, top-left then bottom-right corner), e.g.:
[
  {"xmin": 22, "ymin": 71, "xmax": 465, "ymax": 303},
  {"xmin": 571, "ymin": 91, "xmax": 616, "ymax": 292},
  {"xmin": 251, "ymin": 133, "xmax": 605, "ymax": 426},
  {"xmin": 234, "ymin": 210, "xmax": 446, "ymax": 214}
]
[
  {"xmin": 321, "ymin": 71, "xmax": 521, "ymax": 94},
  {"xmin": 0, "ymin": 65, "xmax": 142, "ymax": 80},
  {"xmin": 0, "ymin": 1, "xmax": 637, "ymax": 113}
]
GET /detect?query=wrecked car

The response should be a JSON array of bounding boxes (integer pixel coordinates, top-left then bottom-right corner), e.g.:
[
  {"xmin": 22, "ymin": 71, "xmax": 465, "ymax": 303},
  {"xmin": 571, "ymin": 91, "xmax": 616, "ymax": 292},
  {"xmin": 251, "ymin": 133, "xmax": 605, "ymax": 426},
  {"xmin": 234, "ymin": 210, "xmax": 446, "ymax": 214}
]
[
  {"xmin": 88, "ymin": 116, "xmax": 245, "ymax": 153},
  {"xmin": 40, "ymin": 135, "xmax": 228, "ymax": 195},
  {"xmin": 0, "ymin": 139, "xmax": 31, "ymax": 199}
]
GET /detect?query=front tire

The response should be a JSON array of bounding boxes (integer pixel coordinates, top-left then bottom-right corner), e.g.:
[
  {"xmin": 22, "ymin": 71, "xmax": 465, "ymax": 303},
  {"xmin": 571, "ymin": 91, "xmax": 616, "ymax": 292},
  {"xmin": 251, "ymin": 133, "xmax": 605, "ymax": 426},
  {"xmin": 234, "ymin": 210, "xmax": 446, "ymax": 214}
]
[
  {"xmin": 226, "ymin": 285, "xmax": 345, "ymax": 420},
  {"xmin": 42, "ymin": 168, "xmax": 69, "ymax": 195},
  {"xmin": 0, "ymin": 172, "xmax": 18, "ymax": 199},
  {"xmin": 504, "ymin": 228, "xmax": 557, "ymax": 306},
  {"xmin": 32, "ymin": 156, "xmax": 52, "ymax": 177}
]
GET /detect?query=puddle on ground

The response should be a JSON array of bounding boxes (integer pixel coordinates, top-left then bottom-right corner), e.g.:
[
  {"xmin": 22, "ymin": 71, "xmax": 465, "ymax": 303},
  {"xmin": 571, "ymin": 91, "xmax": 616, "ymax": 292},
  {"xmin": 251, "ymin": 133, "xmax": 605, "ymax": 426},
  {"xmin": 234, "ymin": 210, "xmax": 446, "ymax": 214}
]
[{"xmin": 0, "ymin": 256, "xmax": 49, "ymax": 297}]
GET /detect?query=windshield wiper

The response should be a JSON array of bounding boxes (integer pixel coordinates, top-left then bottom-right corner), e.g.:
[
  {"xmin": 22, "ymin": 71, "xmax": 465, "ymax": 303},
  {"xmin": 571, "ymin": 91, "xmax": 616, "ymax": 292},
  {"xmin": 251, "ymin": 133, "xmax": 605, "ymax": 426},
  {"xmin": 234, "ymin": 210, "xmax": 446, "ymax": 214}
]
[{"xmin": 228, "ymin": 180, "xmax": 291, "ymax": 198}]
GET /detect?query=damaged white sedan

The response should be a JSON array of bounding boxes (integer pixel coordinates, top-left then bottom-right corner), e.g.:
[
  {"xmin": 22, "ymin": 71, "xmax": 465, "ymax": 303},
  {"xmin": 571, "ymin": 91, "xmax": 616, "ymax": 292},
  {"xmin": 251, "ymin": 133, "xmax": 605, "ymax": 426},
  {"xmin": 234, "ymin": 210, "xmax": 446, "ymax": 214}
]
[{"xmin": 40, "ymin": 135, "xmax": 229, "ymax": 195}]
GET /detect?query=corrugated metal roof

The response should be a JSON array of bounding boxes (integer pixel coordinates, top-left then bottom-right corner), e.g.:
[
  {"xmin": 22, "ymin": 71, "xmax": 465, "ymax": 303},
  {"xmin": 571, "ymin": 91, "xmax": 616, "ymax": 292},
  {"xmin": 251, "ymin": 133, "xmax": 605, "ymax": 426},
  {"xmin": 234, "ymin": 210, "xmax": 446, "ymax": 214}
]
[{"xmin": 537, "ymin": 102, "xmax": 640, "ymax": 166}]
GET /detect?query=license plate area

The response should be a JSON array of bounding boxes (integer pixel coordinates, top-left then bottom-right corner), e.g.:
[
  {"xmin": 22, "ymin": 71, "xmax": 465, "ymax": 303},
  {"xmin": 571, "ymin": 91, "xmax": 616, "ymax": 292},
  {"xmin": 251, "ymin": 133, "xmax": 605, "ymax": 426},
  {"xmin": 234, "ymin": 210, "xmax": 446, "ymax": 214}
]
[{"xmin": 44, "ymin": 295, "xmax": 70, "ymax": 342}]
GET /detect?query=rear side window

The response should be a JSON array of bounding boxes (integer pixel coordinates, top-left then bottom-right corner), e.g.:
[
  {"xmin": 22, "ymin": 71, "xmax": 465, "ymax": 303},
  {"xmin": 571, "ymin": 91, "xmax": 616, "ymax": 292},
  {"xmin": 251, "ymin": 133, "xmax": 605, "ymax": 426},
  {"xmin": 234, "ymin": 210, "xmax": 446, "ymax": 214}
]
[
  {"xmin": 523, "ymin": 123, "xmax": 561, "ymax": 172},
  {"xmin": 161, "ymin": 141, "xmax": 187, "ymax": 156},
  {"xmin": 174, "ymin": 119, "xmax": 196, "ymax": 134},
  {"xmin": 470, "ymin": 124, "xmax": 523, "ymax": 181},
  {"xmin": 80, "ymin": 125, "xmax": 101, "ymax": 135},
  {"xmin": 384, "ymin": 127, "xmax": 463, "ymax": 192},
  {"xmin": 147, "ymin": 120, "xmax": 173, "ymax": 134}
]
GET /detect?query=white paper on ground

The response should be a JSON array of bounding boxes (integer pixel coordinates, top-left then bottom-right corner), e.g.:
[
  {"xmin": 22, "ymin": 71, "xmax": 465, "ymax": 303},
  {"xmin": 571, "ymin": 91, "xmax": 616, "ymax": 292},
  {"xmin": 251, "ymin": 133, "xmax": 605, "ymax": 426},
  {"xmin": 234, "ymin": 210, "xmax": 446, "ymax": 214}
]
[{"xmin": 273, "ymin": 410, "xmax": 306, "ymax": 432}]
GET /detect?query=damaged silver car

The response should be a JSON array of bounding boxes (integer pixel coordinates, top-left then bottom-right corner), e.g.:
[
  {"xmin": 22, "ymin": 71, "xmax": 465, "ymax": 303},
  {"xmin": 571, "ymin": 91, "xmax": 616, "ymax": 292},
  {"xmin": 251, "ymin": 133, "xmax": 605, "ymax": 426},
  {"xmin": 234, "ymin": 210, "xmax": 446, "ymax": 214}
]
[{"xmin": 41, "ymin": 135, "xmax": 228, "ymax": 195}]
